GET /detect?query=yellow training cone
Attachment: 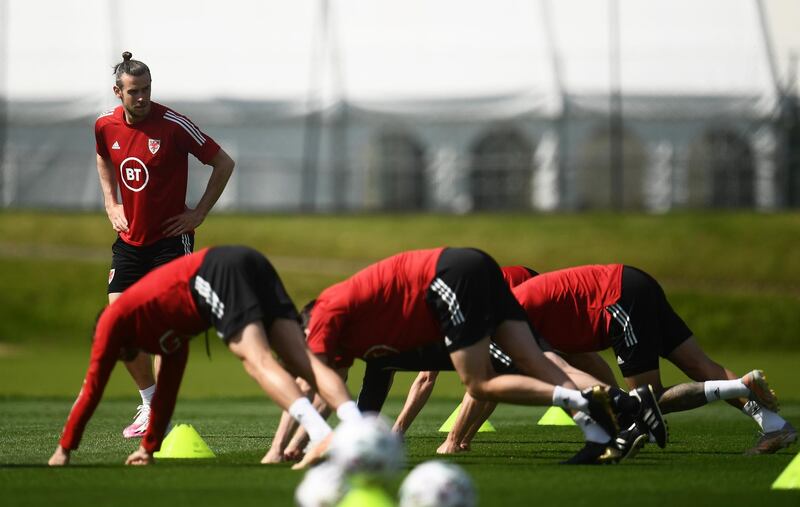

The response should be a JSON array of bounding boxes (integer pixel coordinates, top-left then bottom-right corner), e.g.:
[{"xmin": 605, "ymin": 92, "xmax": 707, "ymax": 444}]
[
  {"xmin": 536, "ymin": 406, "xmax": 576, "ymax": 426},
  {"xmin": 477, "ymin": 420, "xmax": 496, "ymax": 433},
  {"xmin": 153, "ymin": 423, "xmax": 216, "ymax": 459},
  {"xmin": 772, "ymin": 452, "xmax": 800, "ymax": 490},
  {"xmin": 438, "ymin": 403, "xmax": 496, "ymax": 433},
  {"xmin": 337, "ymin": 485, "xmax": 396, "ymax": 507}
]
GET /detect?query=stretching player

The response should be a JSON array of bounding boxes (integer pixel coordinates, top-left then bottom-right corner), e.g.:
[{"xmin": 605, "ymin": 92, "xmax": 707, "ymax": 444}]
[
  {"xmin": 353, "ymin": 264, "xmax": 615, "ymax": 439},
  {"xmin": 362, "ymin": 265, "xmax": 540, "ymax": 432},
  {"xmin": 48, "ymin": 246, "xmax": 359, "ymax": 467},
  {"xmin": 267, "ymin": 264, "xmax": 660, "ymax": 461},
  {"xmin": 96, "ymin": 52, "xmax": 234, "ymax": 439},
  {"xmin": 264, "ymin": 265, "xmax": 537, "ymax": 460},
  {"xmin": 433, "ymin": 264, "xmax": 794, "ymax": 455},
  {"xmin": 274, "ymin": 248, "xmax": 653, "ymax": 465}
]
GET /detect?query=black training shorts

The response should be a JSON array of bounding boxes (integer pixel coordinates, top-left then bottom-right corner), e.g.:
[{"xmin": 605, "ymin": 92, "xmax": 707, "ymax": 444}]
[
  {"xmin": 190, "ymin": 246, "xmax": 299, "ymax": 341},
  {"xmin": 366, "ymin": 339, "xmax": 518, "ymax": 375},
  {"xmin": 356, "ymin": 340, "xmax": 518, "ymax": 412},
  {"xmin": 425, "ymin": 247, "xmax": 529, "ymax": 352},
  {"xmin": 607, "ymin": 266, "xmax": 693, "ymax": 377},
  {"xmin": 108, "ymin": 233, "xmax": 194, "ymax": 294}
]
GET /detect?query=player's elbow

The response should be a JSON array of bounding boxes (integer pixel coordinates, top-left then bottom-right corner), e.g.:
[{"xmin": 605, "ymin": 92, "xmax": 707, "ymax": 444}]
[
  {"xmin": 221, "ymin": 151, "xmax": 235, "ymax": 173},
  {"xmin": 219, "ymin": 160, "xmax": 234, "ymax": 180},
  {"xmin": 211, "ymin": 149, "xmax": 235, "ymax": 176}
]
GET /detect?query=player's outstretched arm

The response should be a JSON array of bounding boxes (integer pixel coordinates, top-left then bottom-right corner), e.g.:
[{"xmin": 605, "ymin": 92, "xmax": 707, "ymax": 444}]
[
  {"xmin": 48, "ymin": 446, "xmax": 70, "ymax": 466},
  {"xmin": 262, "ymin": 410, "xmax": 297, "ymax": 463},
  {"xmin": 437, "ymin": 390, "xmax": 494, "ymax": 454},
  {"xmin": 125, "ymin": 445, "xmax": 153, "ymax": 466},
  {"xmin": 291, "ymin": 432, "xmax": 333, "ymax": 471},
  {"xmin": 393, "ymin": 371, "xmax": 439, "ymax": 434},
  {"xmin": 284, "ymin": 426, "xmax": 311, "ymax": 462}
]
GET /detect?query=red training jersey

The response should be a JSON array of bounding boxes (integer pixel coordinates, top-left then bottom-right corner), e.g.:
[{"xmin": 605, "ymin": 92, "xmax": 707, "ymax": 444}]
[
  {"xmin": 59, "ymin": 248, "xmax": 211, "ymax": 454},
  {"xmin": 306, "ymin": 248, "xmax": 445, "ymax": 367},
  {"xmin": 95, "ymin": 102, "xmax": 221, "ymax": 246},
  {"xmin": 501, "ymin": 265, "xmax": 537, "ymax": 288},
  {"xmin": 512, "ymin": 264, "xmax": 624, "ymax": 353}
]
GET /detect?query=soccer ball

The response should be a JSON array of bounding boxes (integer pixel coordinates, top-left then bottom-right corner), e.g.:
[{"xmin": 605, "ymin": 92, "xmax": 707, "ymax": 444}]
[
  {"xmin": 328, "ymin": 413, "xmax": 404, "ymax": 478},
  {"xmin": 295, "ymin": 462, "xmax": 348, "ymax": 507},
  {"xmin": 398, "ymin": 460, "xmax": 476, "ymax": 507}
]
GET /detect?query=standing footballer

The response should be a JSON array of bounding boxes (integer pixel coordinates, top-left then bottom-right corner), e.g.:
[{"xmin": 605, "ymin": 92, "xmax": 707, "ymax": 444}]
[{"xmin": 96, "ymin": 52, "xmax": 234, "ymax": 439}]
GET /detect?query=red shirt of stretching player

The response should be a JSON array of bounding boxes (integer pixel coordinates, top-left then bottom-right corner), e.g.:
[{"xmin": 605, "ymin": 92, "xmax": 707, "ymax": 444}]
[
  {"xmin": 306, "ymin": 248, "xmax": 445, "ymax": 367},
  {"xmin": 59, "ymin": 250, "xmax": 210, "ymax": 455},
  {"xmin": 512, "ymin": 264, "xmax": 623, "ymax": 352}
]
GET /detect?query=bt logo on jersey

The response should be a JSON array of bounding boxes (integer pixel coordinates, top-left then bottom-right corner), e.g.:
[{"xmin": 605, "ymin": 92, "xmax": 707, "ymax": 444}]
[
  {"xmin": 126, "ymin": 167, "xmax": 142, "ymax": 180},
  {"xmin": 119, "ymin": 157, "xmax": 150, "ymax": 192}
]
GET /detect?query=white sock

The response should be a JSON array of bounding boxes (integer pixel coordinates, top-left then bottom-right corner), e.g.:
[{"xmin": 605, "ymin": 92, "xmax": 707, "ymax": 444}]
[
  {"xmin": 743, "ymin": 401, "xmax": 786, "ymax": 433},
  {"xmin": 336, "ymin": 400, "xmax": 363, "ymax": 423},
  {"xmin": 552, "ymin": 385, "xmax": 588, "ymax": 412},
  {"xmin": 139, "ymin": 384, "xmax": 156, "ymax": 406},
  {"xmin": 288, "ymin": 397, "xmax": 332, "ymax": 444},
  {"xmin": 573, "ymin": 412, "xmax": 611, "ymax": 444},
  {"xmin": 703, "ymin": 379, "xmax": 748, "ymax": 403}
]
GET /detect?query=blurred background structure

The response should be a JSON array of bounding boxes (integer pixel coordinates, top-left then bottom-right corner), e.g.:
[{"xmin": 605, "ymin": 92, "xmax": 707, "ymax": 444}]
[{"xmin": 1, "ymin": 0, "xmax": 799, "ymax": 212}]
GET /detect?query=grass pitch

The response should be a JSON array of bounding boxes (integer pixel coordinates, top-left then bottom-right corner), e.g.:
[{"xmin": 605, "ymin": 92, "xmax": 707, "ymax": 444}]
[
  {"xmin": 1, "ymin": 397, "xmax": 798, "ymax": 507},
  {"xmin": 1, "ymin": 211, "xmax": 799, "ymax": 505}
]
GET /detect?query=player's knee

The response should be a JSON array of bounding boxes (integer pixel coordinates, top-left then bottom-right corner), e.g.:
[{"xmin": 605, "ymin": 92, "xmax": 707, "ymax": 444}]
[{"xmin": 464, "ymin": 380, "xmax": 491, "ymax": 401}]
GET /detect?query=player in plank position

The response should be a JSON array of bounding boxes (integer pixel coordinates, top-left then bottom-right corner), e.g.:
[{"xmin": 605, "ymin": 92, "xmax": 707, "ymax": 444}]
[
  {"xmin": 268, "ymin": 265, "xmax": 544, "ymax": 455},
  {"xmin": 48, "ymin": 246, "xmax": 360, "ymax": 467},
  {"xmin": 373, "ymin": 266, "xmax": 544, "ymax": 436},
  {"xmin": 429, "ymin": 264, "xmax": 794, "ymax": 455},
  {"xmin": 348, "ymin": 264, "xmax": 629, "ymax": 442},
  {"xmin": 357, "ymin": 266, "xmax": 542, "ymax": 432},
  {"xmin": 268, "ymin": 264, "xmax": 661, "ymax": 462},
  {"xmin": 272, "ymin": 248, "xmax": 656, "ymax": 465},
  {"xmin": 96, "ymin": 52, "xmax": 235, "ymax": 439}
]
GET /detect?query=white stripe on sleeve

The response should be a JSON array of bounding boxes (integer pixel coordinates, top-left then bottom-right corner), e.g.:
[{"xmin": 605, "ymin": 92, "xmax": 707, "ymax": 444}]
[{"xmin": 164, "ymin": 111, "xmax": 206, "ymax": 145}]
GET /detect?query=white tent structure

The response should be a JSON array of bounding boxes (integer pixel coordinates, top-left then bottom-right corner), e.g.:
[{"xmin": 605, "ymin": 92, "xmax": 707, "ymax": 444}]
[{"xmin": 1, "ymin": 0, "xmax": 796, "ymax": 211}]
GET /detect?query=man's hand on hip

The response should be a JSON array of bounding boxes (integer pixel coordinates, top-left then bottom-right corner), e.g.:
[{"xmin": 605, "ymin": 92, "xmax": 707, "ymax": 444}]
[
  {"xmin": 106, "ymin": 203, "xmax": 129, "ymax": 233},
  {"xmin": 162, "ymin": 208, "xmax": 205, "ymax": 237}
]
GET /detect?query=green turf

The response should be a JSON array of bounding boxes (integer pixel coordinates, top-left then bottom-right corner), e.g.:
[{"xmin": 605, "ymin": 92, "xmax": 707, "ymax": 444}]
[
  {"xmin": 2, "ymin": 211, "xmax": 800, "ymax": 350},
  {"xmin": 2, "ymin": 212, "xmax": 800, "ymax": 287},
  {"xmin": 1, "ymin": 398, "xmax": 798, "ymax": 507},
  {"xmin": 2, "ymin": 336, "xmax": 799, "ymax": 403},
  {"xmin": 2, "ymin": 211, "xmax": 800, "ymax": 504}
]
